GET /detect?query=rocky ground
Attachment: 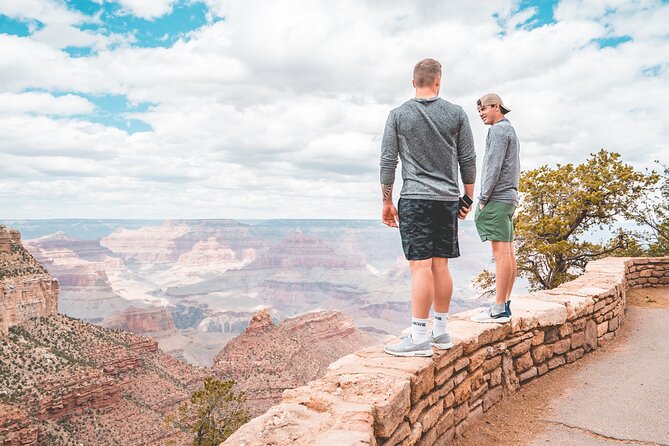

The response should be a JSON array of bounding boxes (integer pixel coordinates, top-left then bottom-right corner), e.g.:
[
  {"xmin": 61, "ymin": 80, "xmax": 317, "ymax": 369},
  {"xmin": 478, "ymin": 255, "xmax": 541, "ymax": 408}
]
[{"xmin": 0, "ymin": 313, "xmax": 204, "ymax": 445}]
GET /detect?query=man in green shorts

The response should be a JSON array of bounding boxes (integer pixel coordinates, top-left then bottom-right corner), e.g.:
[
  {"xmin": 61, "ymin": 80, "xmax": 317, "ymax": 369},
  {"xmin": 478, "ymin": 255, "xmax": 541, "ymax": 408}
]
[{"xmin": 471, "ymin": 93, "xmax": 520, "ymax": 323}]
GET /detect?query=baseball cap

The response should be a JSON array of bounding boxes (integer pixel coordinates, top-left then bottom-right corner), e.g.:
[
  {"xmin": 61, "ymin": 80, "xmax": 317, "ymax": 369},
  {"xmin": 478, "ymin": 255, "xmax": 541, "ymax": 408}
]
[{"xmin": 477, "ymin": 93, "xmax": 511, "ymax": 114}]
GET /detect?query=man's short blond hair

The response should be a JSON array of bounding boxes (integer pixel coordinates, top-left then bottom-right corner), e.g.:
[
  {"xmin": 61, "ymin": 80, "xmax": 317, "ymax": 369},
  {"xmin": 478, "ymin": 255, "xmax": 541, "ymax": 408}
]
[{"xmin": 413, "ymin": 58, "xmax": 442, "ymax": 88}]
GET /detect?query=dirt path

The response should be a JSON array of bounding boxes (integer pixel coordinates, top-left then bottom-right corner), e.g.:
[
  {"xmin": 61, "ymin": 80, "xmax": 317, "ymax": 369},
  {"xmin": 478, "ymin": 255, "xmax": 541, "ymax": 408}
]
[{"xmin": 452, "ymin": 287, "xmax": 669, "ymax": 446}]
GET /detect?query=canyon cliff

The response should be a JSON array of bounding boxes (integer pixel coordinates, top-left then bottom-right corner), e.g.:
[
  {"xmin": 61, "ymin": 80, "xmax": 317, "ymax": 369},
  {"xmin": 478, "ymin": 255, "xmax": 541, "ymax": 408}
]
[
  {"xmin": 0, "ymin": 225, "xmax": 58, "ymax": 337},
  {"xmin": 1, "ymin": 224, "xmax": 387, "ymax": 444},
  {"xmin": 21, "ymin": 220, "xmax": 438, "ymax": 365}
]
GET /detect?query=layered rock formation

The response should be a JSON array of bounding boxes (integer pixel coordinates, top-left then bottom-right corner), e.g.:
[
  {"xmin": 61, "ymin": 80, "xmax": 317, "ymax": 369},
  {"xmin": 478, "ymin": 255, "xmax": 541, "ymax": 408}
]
[
  {"xmin": 3, "ymin": 225, "xmax": 395, "ymax": 444},
  {"xmin": 0, "ymin": 226, "xmax": 58, "ymax": 337},
  {"xmin": 100, "ymin": 222, "xmax": 192, "ymax": 263},
  {"xmin": 101, "ymin": 305, "xmax": 176, "ymax": 334},
  {"xmin": 213, "ymin": 309, "xmax": 380, "ymax": 416},
  {"xmin": 252, "ymin": 230, "xmax": 364, "ymax": 269},
  {"xmin": 24, "ymin": 232, "xmax": 131, "ymax": 324},
  {"xmin": 100, "ymin": 220, "xmax": 262, "ymax": 266}
]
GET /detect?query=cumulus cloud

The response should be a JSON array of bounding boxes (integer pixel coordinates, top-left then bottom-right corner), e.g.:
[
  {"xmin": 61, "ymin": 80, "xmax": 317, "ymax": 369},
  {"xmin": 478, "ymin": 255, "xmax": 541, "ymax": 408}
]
[
  {"xmin": 30, "ymin": 22, "xmax": 129, "ymax": 51},
  {"xmin": 0, "ymin": 92, "xmax": 95, "ymax": 115},
  {"xmin": 0, "ymin": 0, "xmax": 87, "ymax": 26},
  {"xmin": 0, "ymin": 0, "xmax": 668, "ymax": 219},
  {"xmin": 116, "ymin": 0, "xmax": 177, "ymax": 20}
]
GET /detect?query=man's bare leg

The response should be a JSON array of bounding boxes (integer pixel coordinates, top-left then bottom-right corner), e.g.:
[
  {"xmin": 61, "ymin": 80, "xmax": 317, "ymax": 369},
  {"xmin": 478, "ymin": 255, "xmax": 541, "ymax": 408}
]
[
  {"xmin": 431, "ymin": 257, "xmax": 452, "ymax": 313},
  {"xmin": 383, "ymin": 257, "xmax": 436, "ymax": 355},
  {"xmin": 409, "ymin": 258, "xmax": 434, "ymax": 319},
  {"xmin": 509, "ymin": 245, "xmax": 517, "ymax": 301},
  {"xmin": 492, "ymin": 241, "xmax": 516, "ymax": 304},
  {"xmin": 431, "ymin": 257, "xmax": 453, "ymax": 340}
]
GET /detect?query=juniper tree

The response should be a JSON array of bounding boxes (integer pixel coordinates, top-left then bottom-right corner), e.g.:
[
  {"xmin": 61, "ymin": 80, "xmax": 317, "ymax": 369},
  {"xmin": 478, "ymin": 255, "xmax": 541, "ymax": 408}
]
[
  {"xmin": 629, "ymin": 162, "xmax": 669, "ymax": 255},
  {"xmin": 167, "ymin": 377, "xmax": 250, "ymax": 446}
]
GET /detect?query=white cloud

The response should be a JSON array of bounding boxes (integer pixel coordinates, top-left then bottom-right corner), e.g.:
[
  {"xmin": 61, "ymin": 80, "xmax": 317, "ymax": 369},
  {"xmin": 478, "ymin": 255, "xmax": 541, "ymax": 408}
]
[
  {"xmin": 0, "ymin": 0, "xmax": 668, "ymax": 219},
  {"xmin": 0, "ymin": 114, "xmax": 127, "ymax": 159},
  {"xmin": 0, "ymin": 0, "xmax": 87, "ymax": 26},
  {"xmin": 116, "ymin": 0, "xmax": 177, "ymax": 20},
  {"xmin": 0, "ymin": 92, "xmax": 95, "ymax": 115},
  {"xmin": 30, "ymin": 23, "xmax": 128, "ymax": 50}
]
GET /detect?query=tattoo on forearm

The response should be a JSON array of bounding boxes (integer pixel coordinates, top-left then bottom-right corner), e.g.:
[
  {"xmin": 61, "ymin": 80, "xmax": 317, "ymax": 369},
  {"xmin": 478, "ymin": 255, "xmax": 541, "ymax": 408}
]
[{"xmin": 381, "ymin": 184, "xmax": 393, "ymax": 203}]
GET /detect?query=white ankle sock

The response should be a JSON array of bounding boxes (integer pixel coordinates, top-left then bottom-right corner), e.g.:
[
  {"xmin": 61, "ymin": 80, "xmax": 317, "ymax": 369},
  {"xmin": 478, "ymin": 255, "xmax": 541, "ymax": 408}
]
[
  {"xmin": 433, "ymin": 311, "xmax": 449, "ymax": 336},
  {"xmin": 411, "ymin": 316, "xmax": 429, "ymax": 343}
]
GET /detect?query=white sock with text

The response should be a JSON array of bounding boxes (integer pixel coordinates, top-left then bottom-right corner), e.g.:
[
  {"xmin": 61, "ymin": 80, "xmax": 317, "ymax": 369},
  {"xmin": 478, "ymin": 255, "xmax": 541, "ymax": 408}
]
[
  {"xmin": 411, "ymin": 316, "xmax": 429, "ymax": 343},
  {"xmin": 433, "ymin": 311, "xmax": 449, "ymax": 336}
]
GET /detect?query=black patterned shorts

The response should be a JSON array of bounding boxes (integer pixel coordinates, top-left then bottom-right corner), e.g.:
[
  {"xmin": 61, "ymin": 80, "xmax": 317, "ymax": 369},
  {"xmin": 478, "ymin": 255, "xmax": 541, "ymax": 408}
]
[{"xmin": 398, "ymin": 198, "xmax": 460, "ymax": 260}]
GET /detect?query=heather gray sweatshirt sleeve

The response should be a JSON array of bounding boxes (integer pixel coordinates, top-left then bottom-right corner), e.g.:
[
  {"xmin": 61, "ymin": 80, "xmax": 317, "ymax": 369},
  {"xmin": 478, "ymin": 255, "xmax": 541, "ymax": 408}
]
[
  {"xmin": 379, "ymin": 111, "xmax": 399, "ymax": 185},
  {"xmin": 456, "ymin": 110, "xmax": 476, "ymax": 185},
  {"xmin": 479, "ymin": 119, "xmax": 520, "ymax": 205}
]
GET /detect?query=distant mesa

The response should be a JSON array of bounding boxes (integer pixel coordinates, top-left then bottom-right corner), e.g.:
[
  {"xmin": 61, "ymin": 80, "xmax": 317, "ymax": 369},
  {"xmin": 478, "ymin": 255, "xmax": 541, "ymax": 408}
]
[
  {"xmin": 252, "ymin": 230, "xmax": 364, "ymax": 269},
  {"xmin": 101, "ymin": 305, "xmax": 176, "ymax": 335}
]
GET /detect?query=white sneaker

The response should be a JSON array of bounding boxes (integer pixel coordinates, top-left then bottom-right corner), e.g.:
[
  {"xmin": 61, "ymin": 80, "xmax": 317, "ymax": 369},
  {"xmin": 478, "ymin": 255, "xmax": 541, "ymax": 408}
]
[
  {"xmin": 384, "ymin": 335, "xmax": 433, "ymax": 357},
  {"xmin": 471, "ymin": 304, "xmax": 511, "ymax": 323}
]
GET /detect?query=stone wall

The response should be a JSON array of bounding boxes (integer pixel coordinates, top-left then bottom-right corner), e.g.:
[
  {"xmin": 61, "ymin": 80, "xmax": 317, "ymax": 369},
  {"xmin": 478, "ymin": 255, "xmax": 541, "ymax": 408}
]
[
  {"xmin": 221, "ymin": 257, "xmax": 669, "ymax": 446},
  {"xmin": 625, "ymin": 257, "xmax": 669, "ymax": 288}
]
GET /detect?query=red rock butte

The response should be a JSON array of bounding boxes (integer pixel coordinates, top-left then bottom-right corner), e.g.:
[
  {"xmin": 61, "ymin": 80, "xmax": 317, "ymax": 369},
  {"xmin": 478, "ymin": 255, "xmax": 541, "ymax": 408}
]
[
  {"xmin": 214, "ymin": 308, "xmax": 379, "ymax": 417},
  {"xmin": 246, "ymin": 307, "xmax": 273, "ymax": 333},
  {"xmin": 0, "ymin": 225, "xmax": 58, "ymax": 337}
]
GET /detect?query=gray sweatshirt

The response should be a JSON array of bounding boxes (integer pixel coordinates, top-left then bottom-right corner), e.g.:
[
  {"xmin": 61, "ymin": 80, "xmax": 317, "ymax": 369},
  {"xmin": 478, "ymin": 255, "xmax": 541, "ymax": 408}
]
[
  {"xmin": 379, "ymin": 97, "xmax": 476, "ymax": 201},
  {"xmin": 478, "ymin": 118, "xmax": 520, "ymax": 206}
]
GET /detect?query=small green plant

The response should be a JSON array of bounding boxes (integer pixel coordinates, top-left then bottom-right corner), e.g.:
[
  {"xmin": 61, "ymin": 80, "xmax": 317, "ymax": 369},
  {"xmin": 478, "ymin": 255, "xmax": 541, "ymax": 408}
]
[{"xmin": 166, "ymin": 377, "xmax": 250, "ymax": 446}]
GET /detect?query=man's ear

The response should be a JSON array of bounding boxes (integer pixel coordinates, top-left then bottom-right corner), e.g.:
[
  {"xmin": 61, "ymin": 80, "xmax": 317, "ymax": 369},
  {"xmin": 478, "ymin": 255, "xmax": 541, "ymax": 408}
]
[{"xmin": 412, "ymin": 80, "xmax": 416, "ymax": 88}]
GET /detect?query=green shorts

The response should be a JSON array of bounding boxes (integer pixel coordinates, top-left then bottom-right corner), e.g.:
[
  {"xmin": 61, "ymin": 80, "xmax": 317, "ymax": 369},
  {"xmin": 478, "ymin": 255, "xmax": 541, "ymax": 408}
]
[{"xmin": 475, "ymin": 200, "xmax": 516, "ymax": 242}]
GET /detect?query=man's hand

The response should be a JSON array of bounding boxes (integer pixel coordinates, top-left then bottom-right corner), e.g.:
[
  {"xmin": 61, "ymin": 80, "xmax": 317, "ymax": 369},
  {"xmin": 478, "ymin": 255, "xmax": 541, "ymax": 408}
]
[
  {"xmin": 381, "ymin": 183, "xmax": 398, "ymax": 227},
  {"xmin": 382, "ymin": 203, "xmax": 399, "ymax": 227},
  {"xmin": 458, "ymin": 205, "xmax": 471, "ymax": 220}
]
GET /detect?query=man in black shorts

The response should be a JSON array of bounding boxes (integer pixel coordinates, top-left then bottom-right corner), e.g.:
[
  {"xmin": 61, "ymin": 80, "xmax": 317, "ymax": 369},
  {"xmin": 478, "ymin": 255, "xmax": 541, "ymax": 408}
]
[{"xmin": 380, "ymin": 58, "xmax": 477, "ymax": 356}]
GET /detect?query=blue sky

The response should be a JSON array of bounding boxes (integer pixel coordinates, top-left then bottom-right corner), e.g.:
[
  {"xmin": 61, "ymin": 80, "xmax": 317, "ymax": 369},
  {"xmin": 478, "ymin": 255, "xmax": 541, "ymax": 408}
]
[
  {"xmin": 1, "ymin": 0, "xmax": 218, "ymax": 133},
  {"xmin": 0, "ymin": 0, "xmax": 668, "ymax": 219}
]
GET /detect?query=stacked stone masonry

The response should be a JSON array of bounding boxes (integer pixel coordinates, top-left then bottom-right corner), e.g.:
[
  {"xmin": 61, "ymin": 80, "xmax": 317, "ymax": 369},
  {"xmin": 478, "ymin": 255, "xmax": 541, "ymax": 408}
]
[{"xmin": 221, "ymin": 257, "xmax": 669, "ymax": 446}]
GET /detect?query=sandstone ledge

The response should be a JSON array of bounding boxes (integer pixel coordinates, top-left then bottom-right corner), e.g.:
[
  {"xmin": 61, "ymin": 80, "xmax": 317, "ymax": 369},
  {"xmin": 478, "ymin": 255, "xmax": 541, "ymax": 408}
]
[{"xmin": 221, "ymin": 257, "xmax": 669, "ymax": 446}]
